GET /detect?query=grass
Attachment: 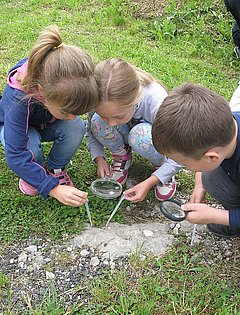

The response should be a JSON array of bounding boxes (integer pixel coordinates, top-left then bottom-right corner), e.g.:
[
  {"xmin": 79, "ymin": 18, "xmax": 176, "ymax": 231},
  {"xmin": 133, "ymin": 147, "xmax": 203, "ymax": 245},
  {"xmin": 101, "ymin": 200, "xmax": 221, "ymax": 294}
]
[
  {"xmin": 0, "ymin": 0, "xmax": 240, "ymax": 313},
  {"xmin": 2, "ymin": 242, "xmax": 240, "ymax": 314},
  {"xmin": 0, "ymin": 0, "xmax": 237, "ymax": 242}
]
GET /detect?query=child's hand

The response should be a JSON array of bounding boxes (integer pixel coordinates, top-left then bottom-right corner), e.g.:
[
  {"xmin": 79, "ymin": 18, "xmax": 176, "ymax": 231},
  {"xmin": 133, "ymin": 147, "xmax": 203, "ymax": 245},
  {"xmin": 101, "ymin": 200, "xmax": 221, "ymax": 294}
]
[
  {"xmin": 49, "ymin": 185, "xmax": 88, "ymax": 206},
  {"xmin": 190, "ymin": 171, "xmax": 206, "ymax": 203},
  {"xmin": 190, "ymin": 187, "xmax": 206, "ymax": 203},
  {"xmin": 95, "ymin": 156, "xmax": 111, "ymax": 178},
  {"xmin": 181, "ymin": 203, "xmax": 229, "ymax": 225},
  {"xmin": 124, "ymin": 181, "xmax": 151, "ymax": 202},
  {"xmin": 124, "ymin": 176, "xmax": 159, "ymax": 202}
]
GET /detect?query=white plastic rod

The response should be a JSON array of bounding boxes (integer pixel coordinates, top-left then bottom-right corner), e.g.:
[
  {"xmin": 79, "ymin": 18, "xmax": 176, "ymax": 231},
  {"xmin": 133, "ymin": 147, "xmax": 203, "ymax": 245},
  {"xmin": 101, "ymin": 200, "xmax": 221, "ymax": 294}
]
[
  {"xmin": 190, "ymin": 224, "xmax": 197, "ymax": 246},
  {"xmin": 85, "ymin": 202, "xmax": 93, "ymax": 226},
  {"xmin": 106, "ymin": 194, "xmax": 125, "ymax": 226}
]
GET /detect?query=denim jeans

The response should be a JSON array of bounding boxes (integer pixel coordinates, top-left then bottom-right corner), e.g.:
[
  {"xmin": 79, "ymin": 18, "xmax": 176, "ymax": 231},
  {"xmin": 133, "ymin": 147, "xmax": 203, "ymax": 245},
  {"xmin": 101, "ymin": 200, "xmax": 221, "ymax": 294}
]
[
  {"xmin": 225, "ymin": 0, "xmax": 240, "ymax": 47},
  {"xmin": 202, "ymin": 166, "xmax": 240, "ymax": 209},
  {"xmin": 0, "ymin": 116, "xmax": 86, "ymax": 170}
]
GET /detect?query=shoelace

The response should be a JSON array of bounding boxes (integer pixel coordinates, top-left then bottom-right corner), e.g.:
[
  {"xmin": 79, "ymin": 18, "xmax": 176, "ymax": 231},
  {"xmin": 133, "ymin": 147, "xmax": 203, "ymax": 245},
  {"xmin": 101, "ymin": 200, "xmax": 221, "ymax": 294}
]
[
  {"xmin": 54, "ymin": 170, "xmax": 72, "ymax": 185},
  {"xmin": 111, "ymin": 157, "xmax": 126, "ymax": 173}
]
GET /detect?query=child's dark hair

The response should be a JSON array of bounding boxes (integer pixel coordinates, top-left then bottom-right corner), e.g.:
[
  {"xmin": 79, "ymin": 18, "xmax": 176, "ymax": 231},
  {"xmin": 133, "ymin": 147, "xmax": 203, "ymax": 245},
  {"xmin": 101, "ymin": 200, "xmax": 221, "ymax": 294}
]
[
  {"xmin": 20, "ymin": 25, "xmax": 98, "ymax": 115},
  {"xmin": 152, "ymin": 82, "xmax": 236, "ymax": 159}
]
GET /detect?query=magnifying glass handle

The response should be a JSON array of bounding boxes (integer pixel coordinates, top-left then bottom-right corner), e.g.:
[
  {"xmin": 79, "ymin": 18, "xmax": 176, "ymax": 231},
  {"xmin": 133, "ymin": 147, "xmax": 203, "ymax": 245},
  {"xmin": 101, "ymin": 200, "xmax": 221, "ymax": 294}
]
[
  {"xmin": 85, "ymin": 202, "xmax": 93, "ymax": 226},
  {"xmin": 106, "ymin": 194, "xmax": 125, "ymax": 226}
]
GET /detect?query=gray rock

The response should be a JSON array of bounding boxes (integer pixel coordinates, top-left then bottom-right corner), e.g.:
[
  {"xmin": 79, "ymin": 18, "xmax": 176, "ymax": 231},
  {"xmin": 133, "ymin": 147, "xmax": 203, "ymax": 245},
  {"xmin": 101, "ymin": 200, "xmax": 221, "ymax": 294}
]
[
  {"xmin": 18, "ymin": 252, "xmax": 27, "ymax": 263},
  {"xmin": 25, "ymin": 245, "xmax": 37, "ymax": 253},
  {"xmin": 80, "ymin": 249, "xmax": 90, "ymax": 258},
  {"xmin": 90, "ymin": 256, "xmax": 100, "ymax": 267}
]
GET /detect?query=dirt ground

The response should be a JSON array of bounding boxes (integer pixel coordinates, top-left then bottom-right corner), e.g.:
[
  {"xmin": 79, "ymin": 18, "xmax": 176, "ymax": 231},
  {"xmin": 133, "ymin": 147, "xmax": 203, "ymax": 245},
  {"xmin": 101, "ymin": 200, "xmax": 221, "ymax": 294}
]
[{"xmin": 131, "ymin": 0, "xmax": 184, "ymax": 19}]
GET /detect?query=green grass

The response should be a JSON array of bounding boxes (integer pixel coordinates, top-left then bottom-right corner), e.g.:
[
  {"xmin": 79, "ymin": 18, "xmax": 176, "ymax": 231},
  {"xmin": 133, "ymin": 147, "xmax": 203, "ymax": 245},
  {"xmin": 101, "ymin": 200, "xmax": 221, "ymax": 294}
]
[
  {"xmin": 1, "ymin": 0, "xmax": 240, "ymax": 313},
  {"xmin": 86, "ymin": 243, "xmax": 240, "ymax": 315},
  {"xmin": 0, "ymin": 0, "xmax": 237, "ymax": 242}
]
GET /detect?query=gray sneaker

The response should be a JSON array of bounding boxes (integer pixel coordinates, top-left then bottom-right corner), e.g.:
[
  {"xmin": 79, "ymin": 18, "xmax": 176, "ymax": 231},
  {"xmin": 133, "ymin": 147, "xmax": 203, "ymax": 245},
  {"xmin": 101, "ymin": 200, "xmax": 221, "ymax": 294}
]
[{"xmin": 234, "ymin": 46, "xmax": 240, "ymax": 58}]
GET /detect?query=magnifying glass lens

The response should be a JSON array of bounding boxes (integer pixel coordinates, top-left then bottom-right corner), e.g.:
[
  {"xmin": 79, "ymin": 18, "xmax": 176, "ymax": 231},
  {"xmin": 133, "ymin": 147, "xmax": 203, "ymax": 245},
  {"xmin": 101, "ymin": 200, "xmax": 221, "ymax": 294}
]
[
  {"xmin": 90, "ymin": 178, "xmax": 122, "ymax": 199},
  {"xmin": 160, "ymin": 199, "xmax": 186, "ymax": 222}
]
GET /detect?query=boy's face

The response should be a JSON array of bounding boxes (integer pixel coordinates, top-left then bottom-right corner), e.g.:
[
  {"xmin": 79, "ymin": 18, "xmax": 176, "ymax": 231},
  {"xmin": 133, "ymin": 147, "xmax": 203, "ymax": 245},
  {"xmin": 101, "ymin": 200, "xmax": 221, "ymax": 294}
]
[{"xmin": 168, "ymin": 152, "xmax": 222, "ymax": 172}]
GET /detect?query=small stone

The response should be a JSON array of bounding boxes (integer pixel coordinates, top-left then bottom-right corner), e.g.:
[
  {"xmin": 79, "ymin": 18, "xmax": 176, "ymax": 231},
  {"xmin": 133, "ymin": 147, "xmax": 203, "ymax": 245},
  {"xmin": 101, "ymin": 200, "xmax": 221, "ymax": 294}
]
[
  {"xmin": 18, "ymin": 261, "xmax": 25, "ymax": 269},
  {"xmin": 143, "ymin": 230, "xmax": 154, "ymax": 237},
  {"xmin": 46, "ymin": 271, "xmax": 55, "ymax": 280},
  {"xmin": 139, "ymin": 254, "xmax": 146, "ymax": 261},
  {"xmin": 18, "ymin": 252, "xmax": 28, "ymax": 263},
  {"xmin": 25, "ymin": 245, "xmax": 37, "ymax": 253},
  {"xmin": 80, "ymin": 249, "xmax": 90, "ymax": 258},
  {"xmin": 170, "ymin": 223, "xmax": 176, "ymax": 229},
  {"xmin": 90, "ymin": 256, "xmax": 100, "ymax": 267},
  {"xmin": 103, "ymin": 260, "xmax": 109, "ymax": 265}
]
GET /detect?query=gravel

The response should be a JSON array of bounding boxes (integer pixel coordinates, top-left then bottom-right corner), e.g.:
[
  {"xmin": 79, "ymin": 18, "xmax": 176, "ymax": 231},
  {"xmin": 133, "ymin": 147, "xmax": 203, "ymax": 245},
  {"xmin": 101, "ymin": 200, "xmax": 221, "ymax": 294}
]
[{"xmin": 1, "ymin": 190, "xmax": 240, "ymax": 313}]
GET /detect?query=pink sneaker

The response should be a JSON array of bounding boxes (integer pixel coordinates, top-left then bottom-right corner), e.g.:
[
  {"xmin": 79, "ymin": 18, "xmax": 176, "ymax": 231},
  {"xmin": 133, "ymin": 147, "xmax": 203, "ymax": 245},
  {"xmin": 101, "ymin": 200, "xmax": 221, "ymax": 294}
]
[
  {"xmin": 48, "ymin": 168, "xmax": 74, "ymax": 186},
  {"xmin": 19, "ymin": 179, "xmax": 39, "ymax": 196},
  {"xmin": 154, "ymin": 176, "xmax": 176, "ymax": 201},
  {"xmin": 110, "ymin": 146, "xmax": 132, "ymax": 185}
]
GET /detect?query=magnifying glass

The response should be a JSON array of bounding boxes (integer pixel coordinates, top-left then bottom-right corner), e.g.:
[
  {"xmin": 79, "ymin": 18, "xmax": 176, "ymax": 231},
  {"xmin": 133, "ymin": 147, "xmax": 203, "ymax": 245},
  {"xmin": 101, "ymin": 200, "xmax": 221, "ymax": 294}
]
[
  {"xmin": 90, "ymin": 177, "xmax": 122, "ymax": 199},
  {"xmin": 160, "ymin": 199, "xmax": 197, "ymax": 245},
  {"xmin": 160, "ymin": 199, "xmax": 186, "ymax": 222},
  {"xmin": 85, "ymin": 177, "xmax": 125, "ymax": 226}
]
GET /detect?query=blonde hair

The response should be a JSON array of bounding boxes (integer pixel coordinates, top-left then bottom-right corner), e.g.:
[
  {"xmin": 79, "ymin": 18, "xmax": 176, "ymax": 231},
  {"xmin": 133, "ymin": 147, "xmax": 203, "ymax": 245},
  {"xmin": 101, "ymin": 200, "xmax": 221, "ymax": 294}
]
[
  {"xmin": 94, "ymin": 58, "xmax": 161, "ymax": 109},
  {"xmin": 20, "ymin": 25, "xmax": 98, "ymax": 115},
  {"xmin": 152, "ymin": 83, "xmax": 236, "ymax": 159}
]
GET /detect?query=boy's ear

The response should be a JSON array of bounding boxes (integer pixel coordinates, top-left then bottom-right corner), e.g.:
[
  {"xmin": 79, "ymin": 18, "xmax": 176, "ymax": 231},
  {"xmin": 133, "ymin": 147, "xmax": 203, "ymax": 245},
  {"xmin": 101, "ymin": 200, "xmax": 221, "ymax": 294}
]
[{"xmin": 203, "ymin": 150, "xmax": 220, "ymax": 163}]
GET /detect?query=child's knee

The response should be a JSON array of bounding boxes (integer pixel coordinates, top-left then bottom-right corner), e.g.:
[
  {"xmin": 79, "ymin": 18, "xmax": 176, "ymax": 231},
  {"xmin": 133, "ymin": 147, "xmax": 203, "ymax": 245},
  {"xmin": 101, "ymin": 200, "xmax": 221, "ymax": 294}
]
[
  {"xmin": 70, "ymin": 116, "xmax": 86, "ymax": 134},
  {"xmin": 128, "ymin": 122, "xmax": 151, "ymax": 150}
]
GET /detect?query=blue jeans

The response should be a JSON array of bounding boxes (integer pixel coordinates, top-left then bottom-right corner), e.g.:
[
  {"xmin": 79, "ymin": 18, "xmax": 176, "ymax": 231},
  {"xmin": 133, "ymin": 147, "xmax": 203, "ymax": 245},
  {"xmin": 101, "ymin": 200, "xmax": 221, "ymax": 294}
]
[
  {"xmin": 0, "ymin": 116, "xmax": 86, "ymax": 170},
  {"xmin": 202, "ymin": 167, "xmax": 240, "ymax": 209}
]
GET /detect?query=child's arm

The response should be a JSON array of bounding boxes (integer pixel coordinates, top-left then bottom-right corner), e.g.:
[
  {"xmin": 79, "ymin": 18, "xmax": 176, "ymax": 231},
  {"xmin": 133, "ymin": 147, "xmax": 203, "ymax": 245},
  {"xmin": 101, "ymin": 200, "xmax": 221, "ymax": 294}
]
[
  {"xmin": 85, "ymin": 114, "xmax": 110, "ymax": 177},
  {"xmin": 49, "ymin": 185, "xmax": 88, "ymax": 206},
  {"xmin": 181, "ymin": 203, "xmax": 229, "ymax": 225},
  {"xmin": 124, "ymin": 175, "xmax": 159, "ymax": 202},
  {"xmin": 190, "ymin": 171, "xmax": 206, "ymax": 203},
  {"xmin": 3, "ymin": 93, "xmax": 60, "ymax": 199},
  {"xmin": 85, "ymin": 113, "xmax": 105, "ymax": 161}
]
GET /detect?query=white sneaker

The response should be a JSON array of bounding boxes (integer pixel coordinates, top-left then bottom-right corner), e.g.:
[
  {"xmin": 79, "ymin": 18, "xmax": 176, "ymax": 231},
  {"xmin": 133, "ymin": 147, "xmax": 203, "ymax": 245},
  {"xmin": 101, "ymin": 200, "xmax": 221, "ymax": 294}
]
[
  {"xmin": 110, "ymin": 146, "xmax": 132, "ymax": 185},
  {"xmin": 154, "ymin": 176, "xmax": 176, "ymax": 201}
]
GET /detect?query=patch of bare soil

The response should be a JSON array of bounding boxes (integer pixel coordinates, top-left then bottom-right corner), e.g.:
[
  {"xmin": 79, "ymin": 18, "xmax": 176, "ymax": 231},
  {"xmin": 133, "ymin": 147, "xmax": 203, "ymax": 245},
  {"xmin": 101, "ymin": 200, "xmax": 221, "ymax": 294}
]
[{"xmin": 131, "ymin": 0, "xmax": 184, "ymax": 19}]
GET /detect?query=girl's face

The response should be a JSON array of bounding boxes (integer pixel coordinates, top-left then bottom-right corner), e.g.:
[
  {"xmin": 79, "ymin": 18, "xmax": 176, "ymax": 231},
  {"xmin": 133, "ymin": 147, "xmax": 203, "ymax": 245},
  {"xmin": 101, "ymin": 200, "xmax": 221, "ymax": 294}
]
[{"xmin": 96, "ymin": 102, "xmax": 135, "ymax": 126}]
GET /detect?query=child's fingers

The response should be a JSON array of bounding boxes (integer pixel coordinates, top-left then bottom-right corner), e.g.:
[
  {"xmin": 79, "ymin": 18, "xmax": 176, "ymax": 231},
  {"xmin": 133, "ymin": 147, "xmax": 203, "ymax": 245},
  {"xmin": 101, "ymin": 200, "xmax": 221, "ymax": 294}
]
[
  {"xmin": 72, "ymin": 188, "xmax": 88, "ymax": 198},
  {"xmin": 181, "ymin": 202, "xmax": 207, "ymax": 212},
  {"xmin": 181, "ymin": 204, "xmax": 194, "ymax": 212}
]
